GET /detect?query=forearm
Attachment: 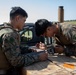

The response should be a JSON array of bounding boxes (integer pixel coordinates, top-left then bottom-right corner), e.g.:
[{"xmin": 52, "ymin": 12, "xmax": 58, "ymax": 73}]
[
  {"xmin": 6, "ymin": 52, "xmax": 40, "ymax": 67},
  {"xmin": 20, "ymin": 46, "xmax": 32, "ymax": 54},
  {"xmin": 24, "ymin": 52, "xmax": 40, "ymax": 66}
]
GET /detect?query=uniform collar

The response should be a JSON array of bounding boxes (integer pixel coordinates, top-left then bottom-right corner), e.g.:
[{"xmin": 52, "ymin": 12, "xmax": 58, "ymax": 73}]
[{"xmin": 4, "ymin": 22, "xmax": 19, "ymax": 32}]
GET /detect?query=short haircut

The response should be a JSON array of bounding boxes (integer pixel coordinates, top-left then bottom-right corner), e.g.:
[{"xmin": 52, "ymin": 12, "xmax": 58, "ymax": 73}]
[
  {"xmin": 35, "ymin": 19, "xmax": 52, "ymax": 36},
  {"xmin": 10, "ymin": 7, "xmax": 28, "ymax": 19}
]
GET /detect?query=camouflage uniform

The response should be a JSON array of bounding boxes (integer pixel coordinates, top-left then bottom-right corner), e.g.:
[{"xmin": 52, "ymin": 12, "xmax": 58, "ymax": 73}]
[
  {"xmin": 1, "ymin": 23, "xmax": 41, "ymax": 67},
  {"xmin": 54, "ymin": 23, "xmax": 76, "ymax": 56}
]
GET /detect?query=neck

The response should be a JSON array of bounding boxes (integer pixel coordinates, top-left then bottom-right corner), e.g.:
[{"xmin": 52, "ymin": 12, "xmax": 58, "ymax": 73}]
[
  {"xmin": 9, "ymin": 21, "xmax": 18, "ymax": 30},
  {"xmin": 54, "ymin": 24, "xmax": 59, "ymax": 35}
]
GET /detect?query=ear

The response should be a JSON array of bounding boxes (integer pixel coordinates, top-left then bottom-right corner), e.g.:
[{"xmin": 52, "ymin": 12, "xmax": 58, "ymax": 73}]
[
  {"xmin": 47, "ymin": 26, "xmax": 54, "ymax": 32},
  {"xmin": 15, "ymin": 15, "xmax": 20, "ymax": 21},
  {"xmin": 47, "ymin": 26, "xmax": 51, "ymax": 31}
]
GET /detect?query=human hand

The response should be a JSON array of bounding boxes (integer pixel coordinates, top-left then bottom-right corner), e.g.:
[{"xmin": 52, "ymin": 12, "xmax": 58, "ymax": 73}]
[
  {"xmin": 36, "ymin": 42, "xmax": 47, "ymax": 50},
  {"xmin": 55, "ymin": 45, "xmax": 64, "ymax": 54},
  {"xmin": 39, "ymin": 52, "xmax": 48, "ymax": 61}
]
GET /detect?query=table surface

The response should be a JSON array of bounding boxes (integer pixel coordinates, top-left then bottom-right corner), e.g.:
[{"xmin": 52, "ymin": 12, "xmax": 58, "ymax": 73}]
[{"xmin": 25, "ymin": 46, "xmax": 76, "ymax": 75}]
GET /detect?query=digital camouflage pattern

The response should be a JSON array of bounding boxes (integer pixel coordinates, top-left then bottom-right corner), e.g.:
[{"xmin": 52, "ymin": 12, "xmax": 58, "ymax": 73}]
[
  {"xmin": 54, "ymin": 23, "xmax": 76, "ymax": 56},
  {"xmin": 1, "ymin": 23, "xmax": 40, "ymax": 67}
]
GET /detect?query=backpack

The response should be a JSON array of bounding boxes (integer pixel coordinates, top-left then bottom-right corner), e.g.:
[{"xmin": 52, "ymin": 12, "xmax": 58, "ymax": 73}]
[{"xmin": 0, "ymin": 24, "xmax": 13, "ymax": 70}]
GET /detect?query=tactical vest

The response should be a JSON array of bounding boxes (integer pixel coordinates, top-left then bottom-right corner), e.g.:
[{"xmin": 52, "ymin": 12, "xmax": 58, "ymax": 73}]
[{"xmin": 0, "ymin": 25, "xmax": 13, "ymax": 70}]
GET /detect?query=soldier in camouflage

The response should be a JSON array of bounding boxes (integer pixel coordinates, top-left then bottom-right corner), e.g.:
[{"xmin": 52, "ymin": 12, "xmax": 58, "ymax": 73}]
[
  {"xmin": 1, "ymin": 7, "xmax": 48, "ymax": 68},
  {"xmin": 35, "ymin": 19, "xmax": 76, "ymax": 56}
]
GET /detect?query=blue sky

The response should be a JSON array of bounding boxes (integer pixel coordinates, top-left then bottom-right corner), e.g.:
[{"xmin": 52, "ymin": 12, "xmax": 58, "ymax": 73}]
[{"xmin": 0, "ymin": 0, "xmax": 76, "ymax": 24}]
